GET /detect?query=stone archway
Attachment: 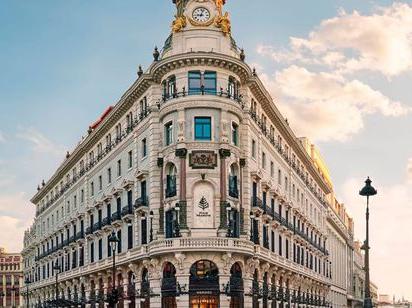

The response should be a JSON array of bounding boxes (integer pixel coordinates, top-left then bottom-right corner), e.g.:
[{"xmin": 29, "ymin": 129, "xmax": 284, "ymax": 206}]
[{"xmin": 189, "ymin": 260, "xmax": 220, "ymax": 308}]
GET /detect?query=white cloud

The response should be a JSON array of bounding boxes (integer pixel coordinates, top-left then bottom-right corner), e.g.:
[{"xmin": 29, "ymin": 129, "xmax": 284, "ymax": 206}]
[
  {"xmin": 17, "ymin": 127, "xmax": 65, "ymax": 157},
  {"xmin": 260, "ymin": 66, "xmax": 410, "ymax": 142},
  {"xmin": 258, "ymin": 3, "xmax": 412, "ymax": 77},
  {"xmin": 341, "ymin": 161, "xmax": 412, "ymax": 296}
]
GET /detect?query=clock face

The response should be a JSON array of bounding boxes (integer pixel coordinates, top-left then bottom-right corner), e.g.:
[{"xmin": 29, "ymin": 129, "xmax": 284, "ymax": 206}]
[{"xmin": 192, "ymin": 7, "xmax": 211, "ymax": 23}]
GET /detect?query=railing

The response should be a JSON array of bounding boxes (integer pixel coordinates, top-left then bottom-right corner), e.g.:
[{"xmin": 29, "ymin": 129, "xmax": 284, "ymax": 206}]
[
  {"xmin": 92, "ymin": 222, "xmax": 102, "ymax": 233},
  {"xmin": 111, "ymin": 212, "xmax": 121, "ymax": 222},
  {"xmin": 121, "ymin": 206, "xmax": 133, "ymax": 217},
  {"xmin": 134, "ymin": 197, "xmax": 149, "ymax": 208},
  {"xmin": 248, "ymin": 109, "xmax": 329, "ymax": 208},
  {"xmin": 251, "ymin": 197, "xmax": 263, "ymax": 209},
  {"xmin": 36, "ymin": 108, "xmax": 152, "ymax": 216},
  {"xmin": 102, "ymin": 216, "xmax": 112, "ymax": 227},
  {"xmin": 160, "ymin": 87, "xmax": 243, "ymax": 107}
]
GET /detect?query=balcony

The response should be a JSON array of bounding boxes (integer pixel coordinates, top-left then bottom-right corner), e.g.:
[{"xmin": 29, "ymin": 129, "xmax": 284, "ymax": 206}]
[
  {"xmin": 102, "ymin": 216, "xmax": 112, "ymax": 227},
  {"xmin": 121, "ymin": 206, "xmax": 134, "ymax": 218},
  {"xmin": 251, "ymin": 197, "xmax": 263, "ymax": 211},
  {"xmin": 35, "ymin": 108, "xmax": 152, "ymax": 217},
  {"xmin": 134, "ymin": 196, "xmax": 149, "ymax": 210},
  {"xmin": 92, "ymin": 222, "xmax": 102, "ymax": 233},
  {"xmin": 111, "ymin": 212, "xmax": 122, "ymax": 222},
  {"xmin": 160, "ymin": 87, "xmax": 243, "ymax": 107}
]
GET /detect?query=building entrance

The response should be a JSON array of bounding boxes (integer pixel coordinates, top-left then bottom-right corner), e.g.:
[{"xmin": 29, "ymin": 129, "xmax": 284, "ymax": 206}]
[
  {"xmin": 189, "ymin": 260, "xmax": 220, "ymax": 308},
  {"xmin": 190, "ymin": 295, "xmax": 219, "ymax": 308}
]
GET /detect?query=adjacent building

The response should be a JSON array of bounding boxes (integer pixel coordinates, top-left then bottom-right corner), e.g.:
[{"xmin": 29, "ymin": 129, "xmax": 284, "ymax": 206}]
[
  {"xmin": 22, "ymin": 1, "xmax": 371, "ymax": 307},
  {"xmin": 0, "ymin": 247, "xmax": 23, "ymax": 307}
]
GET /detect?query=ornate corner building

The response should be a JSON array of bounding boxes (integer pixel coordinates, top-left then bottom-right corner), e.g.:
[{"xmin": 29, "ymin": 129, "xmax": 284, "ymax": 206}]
[
  {"xmin": 0, "ymin": 247, "xmax": 23, "ymax": 307},
  {"xmin": 22, "ymin": 1, "xmax": 368, "ymax": 307}
]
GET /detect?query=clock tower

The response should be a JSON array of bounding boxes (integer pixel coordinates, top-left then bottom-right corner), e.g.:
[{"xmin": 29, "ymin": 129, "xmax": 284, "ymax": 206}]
[{"xmin": 163, "ymin": 0, "xmax": 240, "ymax": 59}]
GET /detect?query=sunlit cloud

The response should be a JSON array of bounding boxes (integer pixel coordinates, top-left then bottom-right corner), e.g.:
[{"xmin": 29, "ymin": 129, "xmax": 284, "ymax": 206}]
[
  {"xmin": 259, "ymin": 66, "xmax": 410, "ymax": 142},
  {"xmin": 258, "ymin": 3, "xmax": 412, "ymax": 77}
]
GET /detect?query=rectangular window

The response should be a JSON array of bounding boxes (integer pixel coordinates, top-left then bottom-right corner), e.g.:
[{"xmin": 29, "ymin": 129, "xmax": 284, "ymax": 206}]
[
  {"xmin": 252, "ymin": 140, "xmax": 256, "ymax": 158},
  {"xmin": 232, "ymin": 122, "xmax": 238, "ymax": 146},
  {"xmin": 90, "ymin": 182, "xmax": 94, "ymax": 197},
  {"xmin": 203, "ymin": 71, "xmax": 217, "ymax": 94},
  {"xmin": 98, "ymin": 239, "xmax": 102, "ymax": 260},
  {"xmin": 128, "ymin": 225, "xmax": 133, "ymax": 249},
  {"xmin": 107, "ymin": 168, "xmax": 112, "ymax": 184},
  {"xmin": 117, "ymin": 230, "xmax": 122, "ymax": 253},
  {"xmin": 165, "ymin": 122, "xmax": 173, "ymax": 146},
  {"xmin": 90, "ymin": 242, "xmax": 94, "ymax": 263},
  {"xmin": 128, "ymin": 151, "xmax": 133, "ymax": 169},
  {"xmin": 142, "ymin": 138, "xmax": 147, "ymax": 157},
  {"xmin": 262, "ymin": 152, "xmax": 266, "ymax": 169},
  {"xmin": 188, "ymin": 71, "xmax": 202, "ymax": 94},
  {"xmin": 98, "ymin": 176, "xmax": 102, "ymax": 191},
  {"xmin": 270, "ymin": 162, "xmax": 274, "ymax": 177},
  {"xmin": 194, "ymin": 117, "xmax": 212, "ymax": 141},
  {"xmin": 107, "ymin": 236, "xmax": 112, "ymax": 258},
  {"xmin": 117, "ymin": 160, "xmax": 122, "ymax": 177}
]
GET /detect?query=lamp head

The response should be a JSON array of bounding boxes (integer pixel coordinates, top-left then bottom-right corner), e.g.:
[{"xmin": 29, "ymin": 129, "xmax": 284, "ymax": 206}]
[
  {"xmin": 359, "ymin": 177, "xmax": 377, "ymax": 197},
  {"xmin": 108, "ymin": 231, "xmax": 120, "ymax": 251}
]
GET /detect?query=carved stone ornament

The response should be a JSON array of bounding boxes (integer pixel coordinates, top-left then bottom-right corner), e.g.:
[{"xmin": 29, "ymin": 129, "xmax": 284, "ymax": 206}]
[
  {"xmin": 175, "ymin": 148, "xmax": 188, "ymax": 158},
  {"xmin": 189, "ymin": 151, "xmax": 218, "ymax": 169}
]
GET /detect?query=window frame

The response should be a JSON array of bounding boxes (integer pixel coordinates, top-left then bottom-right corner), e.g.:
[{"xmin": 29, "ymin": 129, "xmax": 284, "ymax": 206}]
[{"xmin": 194, "ymin": 117, "xmax": 212, "ymax": 141}]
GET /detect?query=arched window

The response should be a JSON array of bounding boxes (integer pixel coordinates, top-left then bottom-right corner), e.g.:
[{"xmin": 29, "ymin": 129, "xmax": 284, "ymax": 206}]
[
  {"xmin": 141, "ymin": 268, "xmax": 150, "ymax": 308},
  {"xmin": 165, "ymin": 164, "xmax": 177, "ymax": 198},
  {"xmin": 189, "ymin": 260, "xmax": 219, "ymax": 308},
  {"xmin": 229, "ymin": 164, "xmax": 239, "ymax": 199},
  {"xmin": 252, "ymin": 270, "xmax": 259, "ymax": 308},
  {"xmin": 162, "ymin": 262, "xmax": 177, "ymax": 308},
  {"xmin": 229, "ymin": 263, "xmax": 244, "ymax": 308}
]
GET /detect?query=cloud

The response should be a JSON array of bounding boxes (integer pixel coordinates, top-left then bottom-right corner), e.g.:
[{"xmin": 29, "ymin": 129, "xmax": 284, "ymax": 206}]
[
  {"xmin": 258, "ymin": 3, "xmax": 412, "ymax": 77},
  {"xmin": 340, "ymin": 161, "xmax": 412, "ymax": 297},
  {"xmin": 260, "ymin": 66, "xmax": 410, "ymax": 142},
  {"xmin": 0, "ymin": 192, "xmax": 34, "ymax": 253},
  {"xmin": 17, "ymin": 127, "xmax": 65, "ymax": 157}
]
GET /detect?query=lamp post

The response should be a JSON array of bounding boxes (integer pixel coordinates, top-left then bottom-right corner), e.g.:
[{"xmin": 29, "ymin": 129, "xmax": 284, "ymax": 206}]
[
  {"xmin": 249, "ymin": 211, "xmax": 255, "ymax": 243},
  {"xmin": 359, "ymin": 177, "xmax": 377, "ymax": 308},
  {"xmin": 53, "ymin": 261, "xmax": 61, "ymax": 304},
  {"xmin": 149, "ymin": 211, "xmax": 154, "ymax": 242},
  {"xmin": 25, "ymin": 277, "xmax": 31, "ymax": 308},
  {"xmin": 108, "ymin": 231, "xmax": 120, "ymax": 308}
]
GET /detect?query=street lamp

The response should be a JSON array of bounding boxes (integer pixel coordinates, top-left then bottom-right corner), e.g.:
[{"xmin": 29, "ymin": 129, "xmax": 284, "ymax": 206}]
[
  {"xmin": 53, "ymin": 261, "xmax": 61, "ymax": 304},
  {"xmin": 249, "ymin": 211, "xmax": 255, "ymax": 242},
  {"xmin": 149, "ymin": 211, "xmax": 154, "ymax": 242},
  {"xmin": 359, "ymin": 177, "xmax": 377, "ymax": 308},
  {"xmin": 25, "ymin": 277, "xmax": 31, "ymax": 308},
  {"xmin": 108, "ymin": 231, "xmax": 120, "ymax": 308}
]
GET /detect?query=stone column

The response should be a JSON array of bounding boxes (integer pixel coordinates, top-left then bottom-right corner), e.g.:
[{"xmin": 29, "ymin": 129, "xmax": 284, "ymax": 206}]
[
  {"xmin": 219, "ymin": 274, "xmax": 231, "ymax": 308},
  {"xmin": 158, "ymin": 158, "xmax": 165, "ymax": 235},
  {"xmin": 176, "ymin": 274, "xmax": 190, "ymax": 308},
  {"xmin": 243, "ymin": 276, "xmax": 253, "ymax": 308},
  {"xmin": 175, "ymin": 148, "xmax": 188, "ymax": 232},
  {"xmin": 123, "ymin": 274, "xmax": 130, "ymax": 308}
]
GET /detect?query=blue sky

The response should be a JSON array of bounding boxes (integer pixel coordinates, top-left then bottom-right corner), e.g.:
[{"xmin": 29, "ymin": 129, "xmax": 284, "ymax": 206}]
[{"xmin": 1, "ymin": 0, "xmax": 411, "ymax": 298}]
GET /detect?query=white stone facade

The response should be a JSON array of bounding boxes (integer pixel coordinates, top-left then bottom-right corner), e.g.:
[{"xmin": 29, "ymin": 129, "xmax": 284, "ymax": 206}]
[{"xmin": 22, "ymin": 1, "xmax": 363, "ymax": 308}]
